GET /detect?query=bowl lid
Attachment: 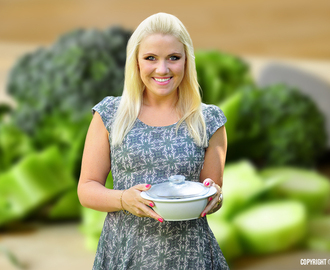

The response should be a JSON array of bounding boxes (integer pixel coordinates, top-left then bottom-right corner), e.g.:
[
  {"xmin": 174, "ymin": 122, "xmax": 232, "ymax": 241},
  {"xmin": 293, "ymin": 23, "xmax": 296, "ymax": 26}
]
[{"xmin": 145, "ymin": 175, "xmax": 210, "ymax": 199}]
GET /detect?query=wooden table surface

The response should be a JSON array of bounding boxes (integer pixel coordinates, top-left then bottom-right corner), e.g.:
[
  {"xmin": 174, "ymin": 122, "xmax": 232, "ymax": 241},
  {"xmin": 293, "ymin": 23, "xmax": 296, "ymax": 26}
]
[
  {"xmin": 0, "ymin": 222, "xmax": 95, "ymax": 270},
  {"xmin": 1, "ymin": 222, "xmax": 330, "ymax": 270}
]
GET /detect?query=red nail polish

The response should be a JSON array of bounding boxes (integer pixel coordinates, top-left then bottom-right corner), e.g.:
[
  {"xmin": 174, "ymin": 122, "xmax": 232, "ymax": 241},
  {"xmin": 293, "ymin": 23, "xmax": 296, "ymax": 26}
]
[
  {"xmin": 205, "ymin": 182, "xmax": 210, "ymax": 186},
  {"xmin": 202, "ymin": 212, "xmax": 206, "ymax": 217},
  {"xmin": 149, "ymin": 203, "xmax": 154, "ymax": 207},
  {"xmin": 145, "ymin": 184, "xmax": 151, "ymax": 188},
  {"xmin": 158, "ymin": 218, "xmax": 164, "ymax": 223},
  {"xmin": 208, "ymin": 197, "xmax": 213, "ymax": 201}
]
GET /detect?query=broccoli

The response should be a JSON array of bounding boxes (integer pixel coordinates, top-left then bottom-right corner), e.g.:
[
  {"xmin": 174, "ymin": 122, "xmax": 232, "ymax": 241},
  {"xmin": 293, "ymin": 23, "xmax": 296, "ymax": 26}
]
[
  {"xmin": 7, "ymin": 26, "xmax": 132, "ymax": 136},
  {"xmin": 0, "ymin": 26, "xmax": 132, "ymax": 226},
  {"xmin": 4, "ymin": 25, "xmax": 131, "ymax": 177},
  {"xmin": 0, "ymin": 104, "xmax": 11, "ymax": 121},
  {"xmin": 195, "ymin": 50, "xmax": 254, "ymax": 105},
  {"xmin": 221, "ymin": 84, "xmax": 328, "ymax": 167}
]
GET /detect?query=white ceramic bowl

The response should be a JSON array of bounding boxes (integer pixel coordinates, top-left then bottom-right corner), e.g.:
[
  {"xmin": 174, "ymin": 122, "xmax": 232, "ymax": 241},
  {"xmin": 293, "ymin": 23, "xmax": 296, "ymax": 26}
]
[{"xmin": 141, "ymin": 186, "xmax": 217, "ymax": 221}]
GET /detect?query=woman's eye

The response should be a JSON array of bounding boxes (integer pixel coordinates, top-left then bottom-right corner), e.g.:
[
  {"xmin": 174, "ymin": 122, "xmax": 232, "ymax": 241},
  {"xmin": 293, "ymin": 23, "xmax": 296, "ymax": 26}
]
[
  {"xmin": 169, "ymin": 56, "xmax": 180, "ymax": 61},
  {"xmin": 145, "ymin": 56, "xmax": 156, "ymax": 61}
]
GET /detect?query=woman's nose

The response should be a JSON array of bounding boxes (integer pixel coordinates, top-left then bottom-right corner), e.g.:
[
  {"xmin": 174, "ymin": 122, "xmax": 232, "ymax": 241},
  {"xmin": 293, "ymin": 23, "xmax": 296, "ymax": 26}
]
[{"xmin": 156, "ymin": 60, "xmax": 169, "ymax": 74}]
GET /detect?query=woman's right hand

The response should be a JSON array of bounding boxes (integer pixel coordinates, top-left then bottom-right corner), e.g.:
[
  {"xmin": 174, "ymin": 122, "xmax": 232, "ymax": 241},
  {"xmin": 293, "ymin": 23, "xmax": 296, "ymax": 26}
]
[{"xmin": 121, "ymin": 184, "xmax": 164, "ymax": 223}]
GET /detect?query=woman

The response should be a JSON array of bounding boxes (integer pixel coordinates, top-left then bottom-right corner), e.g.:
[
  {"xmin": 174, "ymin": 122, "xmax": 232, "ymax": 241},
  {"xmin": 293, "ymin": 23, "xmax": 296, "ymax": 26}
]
[{"xmin": 78, "ymin": 12, "xmax": 229, "ymax": 269}]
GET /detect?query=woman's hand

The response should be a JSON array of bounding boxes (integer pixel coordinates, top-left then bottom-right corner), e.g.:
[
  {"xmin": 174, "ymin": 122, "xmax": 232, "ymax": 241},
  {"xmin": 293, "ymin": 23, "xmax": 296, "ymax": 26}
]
[
  {"xmin": 121, "ymin": 184, "xmax": 164, "ymax": 223},
  {"xmin": 200, "ymin": 178, "xmax": 223, "ymax": 217}
]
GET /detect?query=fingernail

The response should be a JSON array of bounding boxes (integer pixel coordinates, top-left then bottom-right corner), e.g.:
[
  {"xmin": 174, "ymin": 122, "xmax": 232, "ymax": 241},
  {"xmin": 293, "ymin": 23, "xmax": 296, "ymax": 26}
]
[
  {"xmin": 149, "ymin": 203, "xmax": 154, "ymax": 207},
  {"xmin": 205, "ymin": 182, "xmax": 210, "ymax": 186},
  {"xmin": 145, "ymin": 184, "xmax": 151, "ymax": 188},
  {"xmin": 158, "ymin": 218, "xmax": 164, "ymax": 223},
  {"xmin": 208, "ymin": 197, "xmax": 213, "ymax": 201},
  {"xmin": 202, "ymin": 212, "xmax": 206, "ymax": 217}
]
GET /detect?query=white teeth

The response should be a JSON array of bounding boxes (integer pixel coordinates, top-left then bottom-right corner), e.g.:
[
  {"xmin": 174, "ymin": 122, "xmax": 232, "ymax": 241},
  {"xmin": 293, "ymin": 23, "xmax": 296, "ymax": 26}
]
[{"xmin": 154, "ymin": 78, "xmax": 171, "ymax": 82}]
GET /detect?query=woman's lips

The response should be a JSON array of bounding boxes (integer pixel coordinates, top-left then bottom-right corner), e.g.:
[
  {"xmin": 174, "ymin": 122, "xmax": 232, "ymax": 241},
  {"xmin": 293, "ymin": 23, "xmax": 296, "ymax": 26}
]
[{"xmin": 153, "ymin": 77, "xmax": 172, "ymax": 85}]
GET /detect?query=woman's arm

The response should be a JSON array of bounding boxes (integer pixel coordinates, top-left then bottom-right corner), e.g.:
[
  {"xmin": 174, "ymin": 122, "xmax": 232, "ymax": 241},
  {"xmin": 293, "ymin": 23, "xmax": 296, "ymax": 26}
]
[
  {"xmin": 77, "ymin": 112, "xmax": 123, "ymax": 212},
  {"xmin": 77, "ymin": 112, "xmax": 163, "ymax": 222},
  {"xmin": 200, "ymin": 125, "xmax": 227, "ymax": 185},
  {"xmin": 200, "ymin": 125, "xmax": 227, "ymax": 216}
]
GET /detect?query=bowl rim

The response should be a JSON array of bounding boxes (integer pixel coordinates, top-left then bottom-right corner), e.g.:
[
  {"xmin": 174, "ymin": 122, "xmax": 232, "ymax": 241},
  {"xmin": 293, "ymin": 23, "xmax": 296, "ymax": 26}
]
[{"xmin": 140, "ymin": 186, "xmax": 217, "ymax": 202}]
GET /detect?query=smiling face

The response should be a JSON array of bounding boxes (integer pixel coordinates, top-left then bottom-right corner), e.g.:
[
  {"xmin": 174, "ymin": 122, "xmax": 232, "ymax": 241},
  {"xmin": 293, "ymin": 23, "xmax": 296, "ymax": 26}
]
[{"xmin": 137, "ymin": 33, "xmax": 186, "ymax": 100}]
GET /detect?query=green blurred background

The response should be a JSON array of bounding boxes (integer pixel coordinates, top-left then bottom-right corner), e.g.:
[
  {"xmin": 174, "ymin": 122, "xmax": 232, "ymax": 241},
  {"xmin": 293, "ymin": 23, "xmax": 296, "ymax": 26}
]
[{"xmin": 0, "ymin": 0, "xmax": 330, "ymax": 269}]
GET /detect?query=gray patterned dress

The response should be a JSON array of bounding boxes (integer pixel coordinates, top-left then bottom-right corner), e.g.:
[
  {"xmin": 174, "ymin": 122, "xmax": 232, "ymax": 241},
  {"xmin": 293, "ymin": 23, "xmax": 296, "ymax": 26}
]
[{"xmin": 92, "ymin": 96, "xmax": 229, "ymax": 270}]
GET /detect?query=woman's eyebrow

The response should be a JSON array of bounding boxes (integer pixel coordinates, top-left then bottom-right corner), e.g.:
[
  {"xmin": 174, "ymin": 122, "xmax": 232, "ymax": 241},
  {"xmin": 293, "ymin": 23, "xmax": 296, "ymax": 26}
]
[
  {"xmin": 142, "ymin": 52, "xmax": 183, "ymax": 56},
  {"xmin": 142, "ymin": 53, "xmax": 157, "ymax": 56},
  {"xmin": 169, "ymin": 52, "xmax": 183, "ymax": 56}
]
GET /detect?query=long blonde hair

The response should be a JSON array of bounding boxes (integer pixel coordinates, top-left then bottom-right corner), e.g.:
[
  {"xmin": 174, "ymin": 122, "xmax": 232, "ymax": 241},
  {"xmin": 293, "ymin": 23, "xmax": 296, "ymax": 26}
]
[{"xmin": 111, "ymin": 12, "xmax": 207, "ymax": 147}]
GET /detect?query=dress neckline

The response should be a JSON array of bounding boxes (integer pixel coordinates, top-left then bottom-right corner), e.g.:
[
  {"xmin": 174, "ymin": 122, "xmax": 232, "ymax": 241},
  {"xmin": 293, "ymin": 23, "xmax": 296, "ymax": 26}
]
[{"xmin": 136, "ymin": 118, "xmax": 178, "ymax": 128}]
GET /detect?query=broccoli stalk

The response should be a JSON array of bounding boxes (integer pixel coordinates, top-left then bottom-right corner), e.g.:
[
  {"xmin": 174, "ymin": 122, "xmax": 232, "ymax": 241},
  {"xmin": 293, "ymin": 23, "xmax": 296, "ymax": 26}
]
[{"xmin": 0, "ymin": 146, "xmax": 76, "ymax": 227}]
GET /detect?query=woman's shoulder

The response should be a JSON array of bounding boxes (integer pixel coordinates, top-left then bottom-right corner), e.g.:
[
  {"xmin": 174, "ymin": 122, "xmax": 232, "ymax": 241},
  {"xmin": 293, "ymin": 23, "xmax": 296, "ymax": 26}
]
[
  {"xmin": 201, "ymin": 103, "xmax": 227, "ymax": 139},
  {"xmin": 92, "ymin": 96, "xmax": 121, "ymax": 131},
  {"xmin": 92, "ymin": 96, "xmax": 121, "ymax": 114},
  {"xmin": 201, "ymin": 103, "xmax": 226, "ymax": 122}
]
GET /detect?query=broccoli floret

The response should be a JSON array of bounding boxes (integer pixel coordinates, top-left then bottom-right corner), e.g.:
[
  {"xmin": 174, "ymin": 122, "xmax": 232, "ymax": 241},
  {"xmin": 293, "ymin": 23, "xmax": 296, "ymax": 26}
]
[
  {"xmin": 7, "ymin": 26, "xmax": 132, "ymax": 135},
  {"xmin": 226, "ymin": 84, "xmax": 327, "ymax": 167}
]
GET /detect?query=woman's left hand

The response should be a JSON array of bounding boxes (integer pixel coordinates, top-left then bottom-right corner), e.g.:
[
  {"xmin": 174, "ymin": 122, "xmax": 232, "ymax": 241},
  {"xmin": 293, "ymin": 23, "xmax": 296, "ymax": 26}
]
[{"xmin": 200, "ymin": 178, "xmax": 223, "ymax": 217}]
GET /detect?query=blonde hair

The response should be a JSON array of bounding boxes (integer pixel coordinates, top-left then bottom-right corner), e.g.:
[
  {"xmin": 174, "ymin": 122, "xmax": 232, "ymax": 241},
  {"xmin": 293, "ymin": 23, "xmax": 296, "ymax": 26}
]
[{"xmin": 111, "ymin": 12, "xmax": 207, "ymax": 147}]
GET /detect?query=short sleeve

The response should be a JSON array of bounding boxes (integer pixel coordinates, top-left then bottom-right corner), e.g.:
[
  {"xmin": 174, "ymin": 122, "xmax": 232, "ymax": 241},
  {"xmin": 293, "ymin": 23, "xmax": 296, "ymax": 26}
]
[
  {"xmin": 92, "ymin": 96, "xmax": 121, "ymax": 133},
  {"xmin": 202, "ymin": 103, "xmax": 227, "ymax": 141}
]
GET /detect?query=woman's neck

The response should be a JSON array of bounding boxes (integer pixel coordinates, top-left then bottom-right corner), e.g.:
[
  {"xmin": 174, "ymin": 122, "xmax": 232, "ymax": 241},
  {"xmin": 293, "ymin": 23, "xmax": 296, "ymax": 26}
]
[
  {"xmin": 138, "ymin": 91, "xmax": 180, "ymax": 126},
  {"xmin": 142, "ymin": 90, "xmax": 178, "ymax": 109}
]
